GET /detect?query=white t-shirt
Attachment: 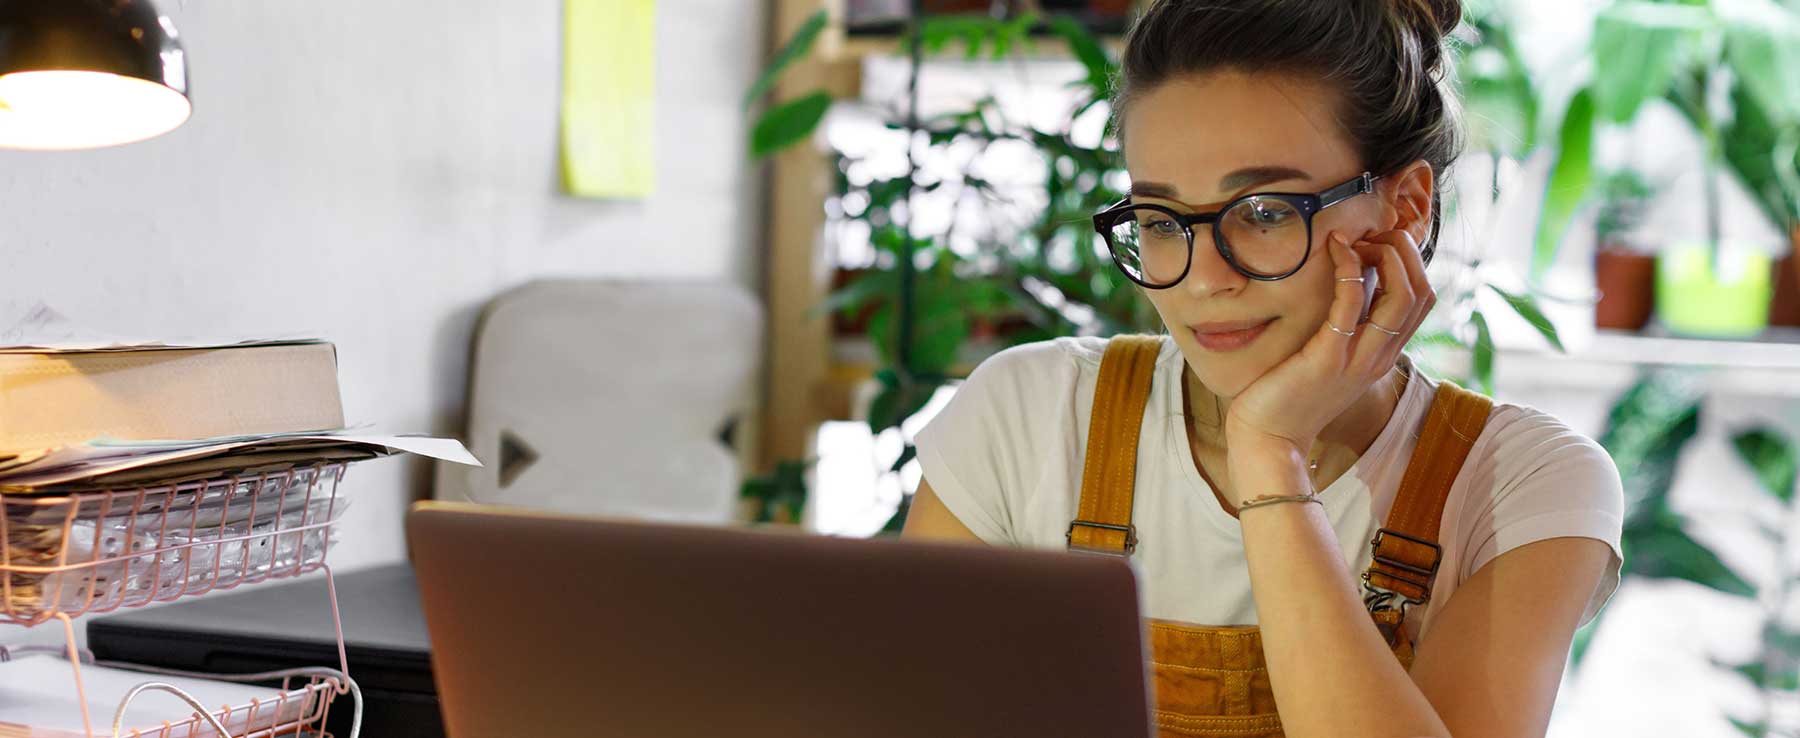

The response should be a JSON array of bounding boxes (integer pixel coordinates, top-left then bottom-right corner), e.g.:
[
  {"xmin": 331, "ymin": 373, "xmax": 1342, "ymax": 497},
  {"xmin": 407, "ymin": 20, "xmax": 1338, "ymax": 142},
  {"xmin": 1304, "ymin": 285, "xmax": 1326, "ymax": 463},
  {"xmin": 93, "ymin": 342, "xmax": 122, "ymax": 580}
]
[{"xmin": 913, "ymin": 334, "xmax": 1625, "ymax": 645}]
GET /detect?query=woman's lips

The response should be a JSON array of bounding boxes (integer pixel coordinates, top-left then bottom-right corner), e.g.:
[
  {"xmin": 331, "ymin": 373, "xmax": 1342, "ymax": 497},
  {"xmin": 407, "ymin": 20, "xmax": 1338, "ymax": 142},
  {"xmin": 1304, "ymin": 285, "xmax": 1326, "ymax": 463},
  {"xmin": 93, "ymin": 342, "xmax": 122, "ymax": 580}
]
[{"xmin": 1190, "ymin": 318, "xmax": 1275, "ymax": 352}]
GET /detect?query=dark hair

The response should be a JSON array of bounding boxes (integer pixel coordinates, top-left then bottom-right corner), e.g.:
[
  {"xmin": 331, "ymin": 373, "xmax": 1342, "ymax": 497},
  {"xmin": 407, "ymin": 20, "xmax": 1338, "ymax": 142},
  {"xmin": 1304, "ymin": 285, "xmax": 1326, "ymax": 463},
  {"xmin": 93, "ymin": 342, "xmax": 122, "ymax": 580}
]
[{"xmin": 1112, "ymin": 0, "xmax": 1465, "ymax": 262}]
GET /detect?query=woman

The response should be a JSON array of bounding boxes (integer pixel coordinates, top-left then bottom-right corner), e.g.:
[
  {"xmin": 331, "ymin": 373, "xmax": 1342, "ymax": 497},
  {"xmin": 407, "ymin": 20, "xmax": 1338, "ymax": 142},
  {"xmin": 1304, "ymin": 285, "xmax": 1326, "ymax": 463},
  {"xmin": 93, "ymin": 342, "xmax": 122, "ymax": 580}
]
[{"xmin": 901, "ymin": 1, "xmax": 1625, "ymax": 737}]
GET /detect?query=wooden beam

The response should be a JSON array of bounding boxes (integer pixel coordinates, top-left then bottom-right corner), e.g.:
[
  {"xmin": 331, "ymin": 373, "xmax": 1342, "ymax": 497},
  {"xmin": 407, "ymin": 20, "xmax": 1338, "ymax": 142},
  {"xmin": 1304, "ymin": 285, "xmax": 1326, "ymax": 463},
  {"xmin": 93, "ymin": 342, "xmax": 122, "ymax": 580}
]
[{"xmin": 758, "ymin": 0, "xmax": 843, "ymax": 474}]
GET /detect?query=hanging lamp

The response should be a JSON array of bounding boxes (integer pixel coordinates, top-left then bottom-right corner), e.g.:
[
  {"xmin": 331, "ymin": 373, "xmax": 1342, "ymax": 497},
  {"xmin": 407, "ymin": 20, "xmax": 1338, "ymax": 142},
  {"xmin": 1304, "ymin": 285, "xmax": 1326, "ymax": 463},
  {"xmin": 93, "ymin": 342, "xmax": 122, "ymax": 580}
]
[{"xmin": 0, "ymin": 0, "xmax": 191, "ymax": 150}]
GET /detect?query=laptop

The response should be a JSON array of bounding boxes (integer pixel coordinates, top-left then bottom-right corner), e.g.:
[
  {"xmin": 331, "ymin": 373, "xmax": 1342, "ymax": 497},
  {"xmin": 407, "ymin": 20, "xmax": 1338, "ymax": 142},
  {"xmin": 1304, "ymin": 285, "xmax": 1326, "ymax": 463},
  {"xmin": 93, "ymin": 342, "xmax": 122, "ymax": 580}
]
[{"xmin": 406, "ymin": 500, "xmax": 1154, "ymax": 738}]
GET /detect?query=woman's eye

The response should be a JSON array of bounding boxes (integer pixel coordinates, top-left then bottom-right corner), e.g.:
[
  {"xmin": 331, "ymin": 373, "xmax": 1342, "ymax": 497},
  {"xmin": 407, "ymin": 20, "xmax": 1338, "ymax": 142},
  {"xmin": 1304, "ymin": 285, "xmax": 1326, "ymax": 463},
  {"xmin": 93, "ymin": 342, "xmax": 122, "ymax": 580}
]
[
  {"xmin": 1245, "ymin": 203, "xmax": 1303, "ymax": 225},
  {"xmin": 1235, "ymin": 203, "xmax": 1295, "ymax": 228},
  {"xmin": 1142, "ymin": 217, "xmax": 1182, "ymax": 237}
]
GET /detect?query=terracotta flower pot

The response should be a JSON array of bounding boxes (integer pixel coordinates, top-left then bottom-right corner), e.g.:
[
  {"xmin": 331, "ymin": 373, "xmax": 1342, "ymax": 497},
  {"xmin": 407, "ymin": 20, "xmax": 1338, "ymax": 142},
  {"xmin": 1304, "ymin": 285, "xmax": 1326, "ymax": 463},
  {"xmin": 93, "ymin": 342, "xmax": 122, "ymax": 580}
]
[
  {"xmin": 830, "ymin": 267, "xmax": 880, "ymax": 337},
  {"xmin": 1769, "ymin": 229, "xmax": 1800, "ymax": 328},
  {"xmin": 1594, "ymin": 247, "xmax": 1656, "ymax": 331}
]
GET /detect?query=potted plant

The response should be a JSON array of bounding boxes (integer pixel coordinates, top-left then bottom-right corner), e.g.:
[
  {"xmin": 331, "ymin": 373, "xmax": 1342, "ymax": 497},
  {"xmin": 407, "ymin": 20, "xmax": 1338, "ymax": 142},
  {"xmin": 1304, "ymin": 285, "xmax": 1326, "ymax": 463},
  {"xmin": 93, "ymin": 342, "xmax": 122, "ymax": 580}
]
[
  {"xmin": 1655, "ymin": 63, "xmax": 1774, "ymax": 338},
  {"xmin": 1774, "ymin": 232, "xmax": 1800, "ymax": 327},
  {"xmin": 1593, "ymin": 169, "xmax": 1659, "ymax": 331},
  {"xmin": 1526, "ymin": 0, "xmax": 1800, "ymax": 337}
]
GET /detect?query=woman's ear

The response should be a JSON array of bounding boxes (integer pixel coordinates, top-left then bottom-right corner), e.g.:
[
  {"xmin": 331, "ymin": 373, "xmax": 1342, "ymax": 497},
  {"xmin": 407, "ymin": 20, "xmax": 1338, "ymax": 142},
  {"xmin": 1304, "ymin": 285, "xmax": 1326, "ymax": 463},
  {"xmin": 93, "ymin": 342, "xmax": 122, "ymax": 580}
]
[{"xmin": 1384, "ymin": 160, "xmax": 1435, "ymax": 245}]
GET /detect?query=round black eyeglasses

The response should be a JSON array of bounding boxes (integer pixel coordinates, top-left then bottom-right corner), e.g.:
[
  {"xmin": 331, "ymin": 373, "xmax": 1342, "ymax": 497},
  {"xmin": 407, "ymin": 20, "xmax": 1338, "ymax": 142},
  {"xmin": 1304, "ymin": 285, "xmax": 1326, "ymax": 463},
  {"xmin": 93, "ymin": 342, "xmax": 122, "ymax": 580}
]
[{"xmin": 1092, "ymin": 172, "xmax": 1380, "ymax": 287}]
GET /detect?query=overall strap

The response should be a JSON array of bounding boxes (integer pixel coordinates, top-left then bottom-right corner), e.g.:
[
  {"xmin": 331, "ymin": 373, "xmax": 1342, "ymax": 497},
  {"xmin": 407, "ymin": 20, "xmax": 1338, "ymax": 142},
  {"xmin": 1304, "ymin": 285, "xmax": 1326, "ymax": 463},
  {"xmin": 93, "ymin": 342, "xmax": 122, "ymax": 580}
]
[
  {"xmin": 1066, "ymin": 334, "xmax": 1165, "ymax": 556},
  {"xmin": 1363, "ymin": 380, "xmax": 1494, "ymax": 609}
]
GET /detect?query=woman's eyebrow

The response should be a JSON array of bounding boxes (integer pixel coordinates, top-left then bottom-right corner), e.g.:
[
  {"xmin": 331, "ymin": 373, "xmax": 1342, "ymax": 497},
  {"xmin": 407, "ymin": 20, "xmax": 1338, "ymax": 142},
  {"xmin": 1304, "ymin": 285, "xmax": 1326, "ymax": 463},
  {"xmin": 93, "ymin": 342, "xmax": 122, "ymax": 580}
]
[
  {"xmin": 1129, "ymin": 166, "xmax": 1314, "ymax": 202},
  {"xmin": 1128, "ymin": 181, "xmax": 1182, "ymax": 199},
  {"xmin": 1219, "ymin": 165, "xmax": 1311, "ymax": 191}
]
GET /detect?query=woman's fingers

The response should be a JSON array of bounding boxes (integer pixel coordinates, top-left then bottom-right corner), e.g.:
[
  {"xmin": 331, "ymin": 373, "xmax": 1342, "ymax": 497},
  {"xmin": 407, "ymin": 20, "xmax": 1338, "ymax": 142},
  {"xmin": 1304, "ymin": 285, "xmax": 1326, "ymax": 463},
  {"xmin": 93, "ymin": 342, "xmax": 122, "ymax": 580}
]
[
  {"xmin": 1366, "ymin": 228, "xmax": 1435, "ymax": 330},
  {"xmin": 1323, "ymin": 234, "xmax": 1371, "ymax": 352},
  {"xmin": 1349, "ymin": 236, "xmax": 1420, "ymax": 371},
  {"xmin": 1353, "ymin": 227, "xmax": 1440, "ymax": 369}
]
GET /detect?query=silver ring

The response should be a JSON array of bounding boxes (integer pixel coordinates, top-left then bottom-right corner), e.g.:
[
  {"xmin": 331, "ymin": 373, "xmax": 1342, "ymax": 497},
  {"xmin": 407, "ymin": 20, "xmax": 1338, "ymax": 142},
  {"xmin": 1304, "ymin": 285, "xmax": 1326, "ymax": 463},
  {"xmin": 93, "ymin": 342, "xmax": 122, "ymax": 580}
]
[
  {"xmin": 1367, "ymin": 321, "xmax": 1403, "ymax": 337},
  {"xmin": 1327, "ymin": 322, "xmax": 1356, "ymax": 337},
  {"xmin": 1336, "ymin": 277, "xmax": 1366, "ymax": 283}
]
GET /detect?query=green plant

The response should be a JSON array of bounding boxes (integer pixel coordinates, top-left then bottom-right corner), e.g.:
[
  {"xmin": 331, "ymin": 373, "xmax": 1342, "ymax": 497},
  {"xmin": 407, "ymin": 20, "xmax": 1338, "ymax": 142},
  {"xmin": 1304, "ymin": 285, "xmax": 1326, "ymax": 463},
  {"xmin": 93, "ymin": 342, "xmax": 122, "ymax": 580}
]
[
  {"xmin": 1574, "ymin": 369, "xmax": 1800, "ymax": 736},
  {"xmin": 1594, "ymin": 168, "xmax": 1658, "ymax": 249},
  {"xmin": 1717, "ymin": 425, "xmax": 1800, "ymax": 737},
  {"xmin": 1574, "ymin": 369, "xmax": 1708, "ymax": 668},
  {"xmin": 739, "ymin": 457, "xmax": 814, "ymax": 524},
  {"xmin": 749, "ymin": 12, "xmax": 1155, "ymax": 532},
  {"xmin": 1529, "ymin": 0, "xmax": 1800, "ymax": 282}
]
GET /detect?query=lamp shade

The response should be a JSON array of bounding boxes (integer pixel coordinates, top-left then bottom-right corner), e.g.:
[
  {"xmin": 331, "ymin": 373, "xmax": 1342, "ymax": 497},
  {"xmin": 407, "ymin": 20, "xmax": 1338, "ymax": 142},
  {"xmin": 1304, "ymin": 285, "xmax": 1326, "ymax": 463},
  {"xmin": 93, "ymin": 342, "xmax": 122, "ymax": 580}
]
[{"xmin": 0, "ymin": 0, "xmax": 190, "ymax": 150}]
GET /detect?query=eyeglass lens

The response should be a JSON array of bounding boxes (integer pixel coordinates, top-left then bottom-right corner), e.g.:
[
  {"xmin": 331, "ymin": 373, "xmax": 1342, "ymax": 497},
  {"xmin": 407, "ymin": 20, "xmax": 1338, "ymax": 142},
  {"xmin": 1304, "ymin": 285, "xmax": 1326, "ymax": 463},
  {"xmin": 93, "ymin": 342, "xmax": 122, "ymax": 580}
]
[{"xmin": 1104, "ymin": 196, "xmax": 1309, "ymax": 284}]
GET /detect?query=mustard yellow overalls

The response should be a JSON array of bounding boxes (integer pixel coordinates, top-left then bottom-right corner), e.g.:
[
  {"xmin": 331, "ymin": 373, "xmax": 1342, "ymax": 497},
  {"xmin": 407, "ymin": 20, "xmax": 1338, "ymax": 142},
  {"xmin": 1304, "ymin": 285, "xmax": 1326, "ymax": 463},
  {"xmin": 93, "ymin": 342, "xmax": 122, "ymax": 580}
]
[{"xmin": 1066, "ymin": 335, "xmax": 1493, "ymax": 737}]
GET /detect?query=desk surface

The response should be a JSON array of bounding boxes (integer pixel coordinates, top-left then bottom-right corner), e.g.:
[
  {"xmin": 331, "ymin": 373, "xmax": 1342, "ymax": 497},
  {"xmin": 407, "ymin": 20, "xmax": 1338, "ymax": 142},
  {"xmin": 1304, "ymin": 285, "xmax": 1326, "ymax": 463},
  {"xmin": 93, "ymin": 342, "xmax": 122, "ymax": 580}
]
[{"xmin": 86, "ymin": 562, "xmax": 432, "ymax": 674}]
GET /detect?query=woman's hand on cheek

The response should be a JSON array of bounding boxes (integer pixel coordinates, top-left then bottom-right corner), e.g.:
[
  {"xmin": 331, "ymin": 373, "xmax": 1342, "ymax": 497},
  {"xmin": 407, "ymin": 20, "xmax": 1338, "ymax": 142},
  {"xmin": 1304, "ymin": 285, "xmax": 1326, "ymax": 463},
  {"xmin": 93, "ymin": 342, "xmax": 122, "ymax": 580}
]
[{"xmin": 1220, "ymin": 228, "xmax": 1434, "ymax": 493}]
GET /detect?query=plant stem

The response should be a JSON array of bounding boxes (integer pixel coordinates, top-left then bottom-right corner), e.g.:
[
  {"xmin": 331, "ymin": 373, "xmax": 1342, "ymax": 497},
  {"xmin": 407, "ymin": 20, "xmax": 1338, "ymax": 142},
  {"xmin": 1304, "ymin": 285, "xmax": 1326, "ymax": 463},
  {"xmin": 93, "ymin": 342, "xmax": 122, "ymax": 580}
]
[
  {"xmin": 1764, "ymin": 488, "xmax": 1800, "ymax": 735},
  {"xmin": 897, "ymin": 0, "xmax": 923, "ymax": 379}
]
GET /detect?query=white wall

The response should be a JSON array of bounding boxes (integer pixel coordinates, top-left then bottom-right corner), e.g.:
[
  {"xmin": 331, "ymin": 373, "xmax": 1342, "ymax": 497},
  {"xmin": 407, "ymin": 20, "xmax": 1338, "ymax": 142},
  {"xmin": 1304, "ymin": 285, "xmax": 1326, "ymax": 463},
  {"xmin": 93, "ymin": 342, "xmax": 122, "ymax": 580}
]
[{"xmin": 0, "ymin": 1, "xmax": 767, "ymax": 572}]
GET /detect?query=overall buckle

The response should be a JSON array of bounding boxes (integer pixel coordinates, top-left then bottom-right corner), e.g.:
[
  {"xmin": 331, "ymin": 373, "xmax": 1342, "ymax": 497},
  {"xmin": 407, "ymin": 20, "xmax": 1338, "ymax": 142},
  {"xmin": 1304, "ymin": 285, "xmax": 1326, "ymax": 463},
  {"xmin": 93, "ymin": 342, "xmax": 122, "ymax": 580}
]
[
  {"xmin": 1362, "ymin": 528, "xmax": 1441, "ymax": 613},
  {"xmin": 1066, "ymin": 520, "xmax": 1136, "ymax": 556}
]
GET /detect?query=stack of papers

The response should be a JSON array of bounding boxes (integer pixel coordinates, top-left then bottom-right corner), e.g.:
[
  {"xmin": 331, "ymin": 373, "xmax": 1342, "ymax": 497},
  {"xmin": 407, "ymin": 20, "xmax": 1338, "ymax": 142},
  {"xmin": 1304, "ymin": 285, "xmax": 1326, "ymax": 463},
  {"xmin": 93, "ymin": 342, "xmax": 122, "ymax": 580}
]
[
  {"xmin": 0, "ymin": 655, "xmax": 323, "ymax": 737},
  {"xmin": 0, "ymin": 430, "xmax": 479, "ymax": 492}
]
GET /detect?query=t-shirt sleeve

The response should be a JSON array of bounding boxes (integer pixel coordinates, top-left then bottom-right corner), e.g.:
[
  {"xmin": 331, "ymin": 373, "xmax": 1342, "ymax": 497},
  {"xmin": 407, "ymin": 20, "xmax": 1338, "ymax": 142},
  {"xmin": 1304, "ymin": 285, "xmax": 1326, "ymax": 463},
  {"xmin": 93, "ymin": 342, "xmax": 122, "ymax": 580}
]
[
  {"xmin": 912, "ymin": 342, "xmax": 1067, "ymax": 546},
  {"xmin": 1457, "ymin": 406, "xmax": 1626, "ymax": 629}
]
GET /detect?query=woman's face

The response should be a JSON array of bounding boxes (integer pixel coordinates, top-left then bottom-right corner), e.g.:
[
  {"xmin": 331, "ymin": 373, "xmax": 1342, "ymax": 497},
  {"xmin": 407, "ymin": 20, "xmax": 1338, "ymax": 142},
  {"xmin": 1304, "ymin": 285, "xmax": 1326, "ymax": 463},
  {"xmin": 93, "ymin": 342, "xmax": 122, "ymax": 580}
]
[{"xmin": 1120, "ymin": 70, "xmax": 1398, "ymax": 399}]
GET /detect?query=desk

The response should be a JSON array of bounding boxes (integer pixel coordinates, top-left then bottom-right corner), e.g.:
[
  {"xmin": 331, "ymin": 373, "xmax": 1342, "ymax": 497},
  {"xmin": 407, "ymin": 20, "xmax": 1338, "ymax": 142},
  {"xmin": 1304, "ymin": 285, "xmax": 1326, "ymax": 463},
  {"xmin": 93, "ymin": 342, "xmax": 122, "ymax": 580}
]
[{"xmin": 86, "ymin": 564, "xmax": 442, "ymax": 738}]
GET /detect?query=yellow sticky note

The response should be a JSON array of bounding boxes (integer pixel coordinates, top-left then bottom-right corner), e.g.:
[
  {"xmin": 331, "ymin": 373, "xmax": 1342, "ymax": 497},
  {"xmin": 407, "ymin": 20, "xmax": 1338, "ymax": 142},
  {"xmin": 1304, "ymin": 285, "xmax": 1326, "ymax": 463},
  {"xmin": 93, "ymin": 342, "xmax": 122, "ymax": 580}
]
[{"xmin": 561, "ymin": 0, "xmax": 655, "ymax": 198}]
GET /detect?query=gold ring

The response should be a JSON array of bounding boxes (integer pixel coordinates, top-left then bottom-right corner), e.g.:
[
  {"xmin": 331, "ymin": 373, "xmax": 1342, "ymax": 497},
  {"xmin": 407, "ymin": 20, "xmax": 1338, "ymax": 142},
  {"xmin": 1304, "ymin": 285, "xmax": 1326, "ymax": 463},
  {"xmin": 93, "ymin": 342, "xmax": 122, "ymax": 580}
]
[
  {"xmin": 1327, "ymin": 322, "xmax": 1356, "ymax": 337},
  {"xmin": 1336, "ymin": 277, "xmax": 1366, "ymax": 283},
  {"xmin": 1367, "ymin": 321, "xmax": 1403, "ymax": 337}
]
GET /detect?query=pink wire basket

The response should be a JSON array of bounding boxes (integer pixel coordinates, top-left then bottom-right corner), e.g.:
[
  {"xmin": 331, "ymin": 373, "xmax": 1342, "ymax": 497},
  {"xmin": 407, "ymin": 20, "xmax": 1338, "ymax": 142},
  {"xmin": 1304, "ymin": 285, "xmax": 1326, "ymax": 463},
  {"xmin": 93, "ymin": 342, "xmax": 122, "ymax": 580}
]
[
  {"xmin": 0, "ymin": 463, "xmax": 349, "ymax": 627},
  {"xmin": 0, "ymin": 666, "xmax": 345, "ymax": 738}
]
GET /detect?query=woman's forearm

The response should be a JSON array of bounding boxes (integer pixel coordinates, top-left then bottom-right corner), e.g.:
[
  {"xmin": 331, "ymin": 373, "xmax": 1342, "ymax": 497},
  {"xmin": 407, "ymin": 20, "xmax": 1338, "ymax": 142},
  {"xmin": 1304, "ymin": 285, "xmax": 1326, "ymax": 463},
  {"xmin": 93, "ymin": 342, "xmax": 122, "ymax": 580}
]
[{"xmin": 1232, "ymin": 443, "xmax": 1452, "ymax": 738}]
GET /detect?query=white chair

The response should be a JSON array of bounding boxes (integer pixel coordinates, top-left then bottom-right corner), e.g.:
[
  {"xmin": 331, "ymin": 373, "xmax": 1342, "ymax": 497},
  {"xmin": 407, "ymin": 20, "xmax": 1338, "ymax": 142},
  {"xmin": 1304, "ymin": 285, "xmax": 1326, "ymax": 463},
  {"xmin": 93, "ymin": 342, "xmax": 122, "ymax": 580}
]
[{"xmin": 434, "ymin": 279, "xmax": 763, "ymax": 524}]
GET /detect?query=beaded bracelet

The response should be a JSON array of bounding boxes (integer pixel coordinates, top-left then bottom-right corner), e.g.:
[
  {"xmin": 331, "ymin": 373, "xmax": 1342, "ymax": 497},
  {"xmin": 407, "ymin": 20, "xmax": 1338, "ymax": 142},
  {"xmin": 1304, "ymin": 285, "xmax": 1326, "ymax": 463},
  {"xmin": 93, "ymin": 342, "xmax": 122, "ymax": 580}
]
[{"xmin": 1235, "ymin": 493, "xmax": 1322, "ymax": 513}]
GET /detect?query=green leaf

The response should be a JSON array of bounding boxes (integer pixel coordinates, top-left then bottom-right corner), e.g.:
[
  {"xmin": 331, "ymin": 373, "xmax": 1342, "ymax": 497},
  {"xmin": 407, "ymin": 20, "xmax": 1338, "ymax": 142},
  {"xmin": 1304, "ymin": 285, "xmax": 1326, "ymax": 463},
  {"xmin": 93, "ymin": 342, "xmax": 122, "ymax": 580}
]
[
  {"xmin": 890, "ymin": 444, "xmax": 918, "ymax": 473},
  {"xmin": 1600, "ymin": 371, "xmax": 1704, "ymax": 524},
  {"xmin": 1486, "ymin": 284, "xmax": 1566, "ymax": 351},
  {"xmin": 1734, "ymin": 660, "xmax": 1768, "ymax": 688},
  {"xmin": 1728, "ymin": 717, "xmax": 1767, "ymax": 738},
  {"xmin": 810, "ymin": 269, "xmax": 897, "ymax": 319},
  {"xmin": 1407, "ymin": 330, "xmax": 1465, "ymax": 351},
  {"xmin": 992, "ymin": 11, "xmax": 1039, "ymax": 59},
  {"xmin": 750, "ymin": 91, "xmax": 833, "ymax": 158},
  {"xmin": 867, "ymin": 373, "xmax": 939, "ymax": 436},
  {"xmin": 1047, "ymin": 16, "xmax": 1113, "ymax": 100},
  {"xmin": 1731, "ymin": 427, "xmax": 1799, "ymax": 503},
  {"xmin": 1762, "ymin": 624, "xmax": 1800, "ymax": 656},
  {"xmin": 1629, "ymin": 518, "xmax": 1757, "ymax": 597},
  {"xmin": 1470, "ymin": 310, "xmax": 1495, "ymax": 395},
  {"xmin": 1716, "ymin": 0, "xmax": 1800, "ymax": 124},
  {"xmin": 743, "ymin": 10, "xmax": 828, "ymax": 111},
  {"xmin": 1461, "ymin": 16, "xmax": 1541, "ymax": 153},
  {"xmin": 878, "ymin": 492, "xmax": 912, "ymax": 536},
  {"xmin": 1591, "ymin": 2, "xmax": 1709, "ymax": 124},
  {"xmin": 1569, "ymin": 609, "xmax": 1606, "ymax": 670},
  {"xmin": 1533, "ymin": 88, "xmax": 1597, "ymax": 282}
]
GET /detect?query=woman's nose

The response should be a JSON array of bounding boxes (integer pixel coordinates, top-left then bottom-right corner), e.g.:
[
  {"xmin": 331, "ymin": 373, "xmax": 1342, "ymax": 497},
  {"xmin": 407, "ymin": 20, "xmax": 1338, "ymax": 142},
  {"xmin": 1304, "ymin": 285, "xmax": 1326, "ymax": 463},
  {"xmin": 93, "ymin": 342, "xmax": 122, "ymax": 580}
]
[{"xmin": 1179, "ymin": 231, "xmax": 1248, "ymax": 297}]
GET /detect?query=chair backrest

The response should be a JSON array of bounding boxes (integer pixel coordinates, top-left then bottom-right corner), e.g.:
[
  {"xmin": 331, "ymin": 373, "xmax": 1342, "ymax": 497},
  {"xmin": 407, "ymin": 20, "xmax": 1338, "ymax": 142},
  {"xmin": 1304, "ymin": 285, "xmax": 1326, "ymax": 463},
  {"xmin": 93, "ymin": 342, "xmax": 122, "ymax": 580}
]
[{"xmin": 433, "ymin": 278, "xmax": 763, "ymax": 524}]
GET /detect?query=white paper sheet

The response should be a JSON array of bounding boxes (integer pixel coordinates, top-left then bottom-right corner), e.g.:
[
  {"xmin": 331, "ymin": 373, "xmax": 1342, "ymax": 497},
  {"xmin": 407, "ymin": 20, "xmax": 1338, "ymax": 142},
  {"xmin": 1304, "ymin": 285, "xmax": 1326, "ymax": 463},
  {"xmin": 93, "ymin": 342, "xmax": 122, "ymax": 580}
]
[
  {"xmin": 0, "ymin": 431, "xmax": 480, "ymax": 489},
  {"xmin": 0, "ymin": 299, "xmax": 319, "ymax": 353}
]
